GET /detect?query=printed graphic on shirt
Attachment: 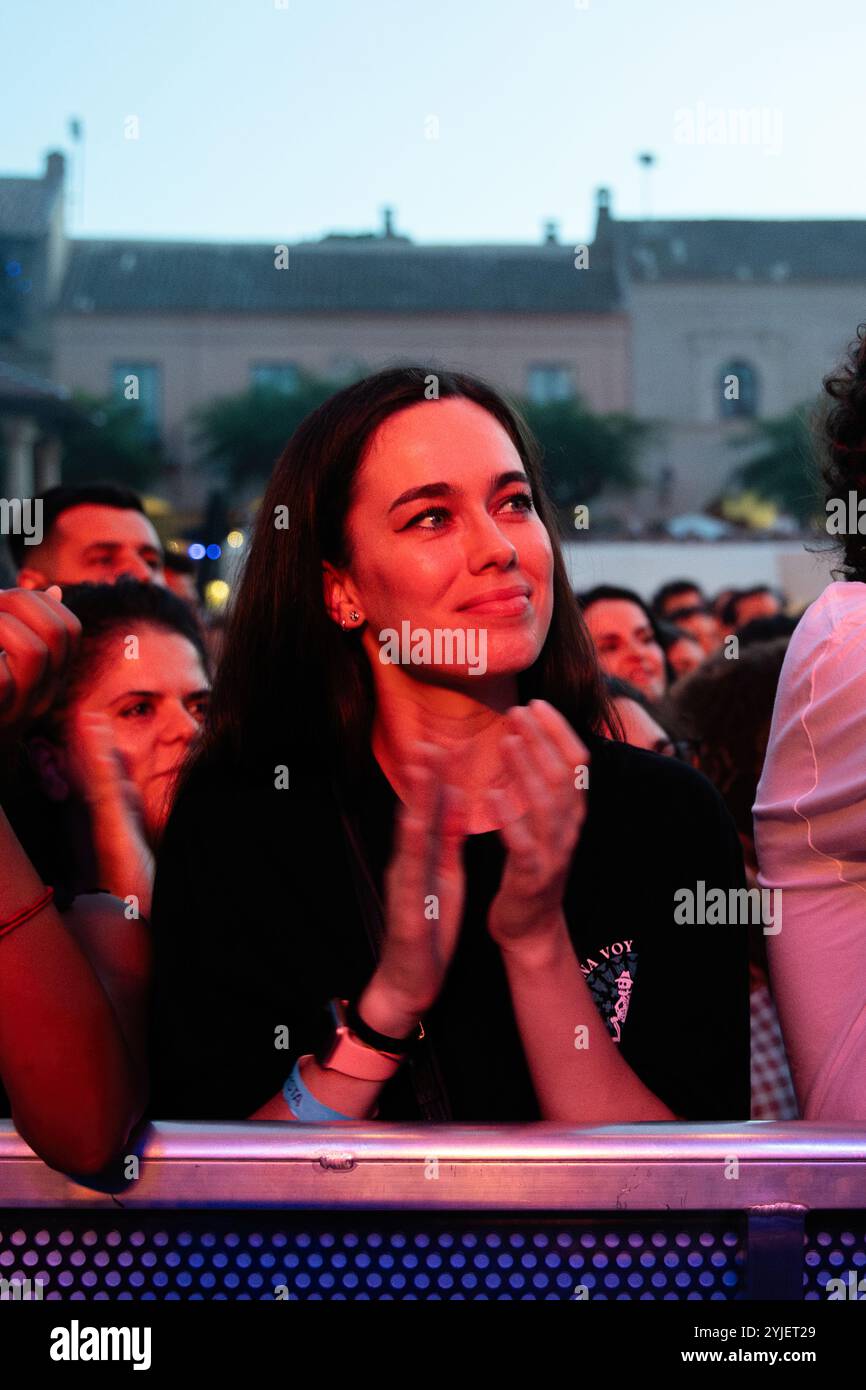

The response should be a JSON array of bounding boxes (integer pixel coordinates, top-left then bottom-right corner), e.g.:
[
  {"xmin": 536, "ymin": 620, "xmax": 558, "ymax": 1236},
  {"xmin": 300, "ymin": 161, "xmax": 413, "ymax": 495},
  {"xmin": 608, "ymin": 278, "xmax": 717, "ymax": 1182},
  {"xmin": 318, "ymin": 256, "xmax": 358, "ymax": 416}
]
[{"xmin": 579, "ymin": 939, "xmax": 638, "ymax": 1044}]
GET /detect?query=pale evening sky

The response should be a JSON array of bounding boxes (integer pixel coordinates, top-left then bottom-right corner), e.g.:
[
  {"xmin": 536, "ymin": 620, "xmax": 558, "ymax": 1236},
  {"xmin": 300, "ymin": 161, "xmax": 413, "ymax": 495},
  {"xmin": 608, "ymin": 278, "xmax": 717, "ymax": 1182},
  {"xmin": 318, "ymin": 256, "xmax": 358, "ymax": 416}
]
[{"xmin": 3, "ymin": 0, "xmax": 864, "ymax": 245}]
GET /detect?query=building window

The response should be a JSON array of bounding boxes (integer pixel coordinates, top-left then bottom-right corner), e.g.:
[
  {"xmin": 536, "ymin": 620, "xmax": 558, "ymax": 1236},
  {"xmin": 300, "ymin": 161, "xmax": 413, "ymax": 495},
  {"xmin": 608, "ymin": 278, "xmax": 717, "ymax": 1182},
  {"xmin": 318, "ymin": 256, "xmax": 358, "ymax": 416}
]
[
  {"xmin": 111, "ymin": 363, "xmax": 161, "ymax": 435},
  {"xmin": 719, "ymin": 360, "xmax": 759, "ymax": 419},
  {"xmin": 250, "ymin": 362, "xmax": 300, "ymax": 394},
  {"xmin": 526, "ymin": 364, "xmax": 574, "ymax": 405},
  {"xmin": 328, "ymin": 355, "xmax": 366, "ymax": 383}
]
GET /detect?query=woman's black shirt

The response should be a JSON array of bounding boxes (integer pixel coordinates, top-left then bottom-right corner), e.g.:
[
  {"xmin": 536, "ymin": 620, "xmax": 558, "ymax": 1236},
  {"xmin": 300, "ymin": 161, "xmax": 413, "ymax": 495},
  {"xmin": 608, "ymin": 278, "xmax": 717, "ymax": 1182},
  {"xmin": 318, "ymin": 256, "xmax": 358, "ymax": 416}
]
[{"xmin": 147, "ymin": 733, "xmax": 750, "ymax": 1122}]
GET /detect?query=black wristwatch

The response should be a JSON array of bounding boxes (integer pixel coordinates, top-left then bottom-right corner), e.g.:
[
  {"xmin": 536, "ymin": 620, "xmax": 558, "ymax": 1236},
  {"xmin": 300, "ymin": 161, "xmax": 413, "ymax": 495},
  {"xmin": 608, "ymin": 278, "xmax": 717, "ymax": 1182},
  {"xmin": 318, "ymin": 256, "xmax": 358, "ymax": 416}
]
[{"xmin": 343, "ymin": 996, "xmax": 425, "ymax": 1055}]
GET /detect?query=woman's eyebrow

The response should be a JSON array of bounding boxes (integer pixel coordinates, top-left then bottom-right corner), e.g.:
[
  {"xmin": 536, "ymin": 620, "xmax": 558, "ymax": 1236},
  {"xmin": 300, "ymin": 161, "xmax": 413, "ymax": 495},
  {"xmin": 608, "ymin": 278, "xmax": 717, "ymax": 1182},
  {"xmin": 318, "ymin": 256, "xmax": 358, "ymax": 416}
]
[
  {"xmin": 387, "ymin": 470, "xmax": 529, "ymax": 514},
  {"xmin": 107, "ymin": 690, "xmax": 161, "ymax": 705},
  {"xmin": 388, "ymin": 481, "xmax": 457, "ymax": 513}
]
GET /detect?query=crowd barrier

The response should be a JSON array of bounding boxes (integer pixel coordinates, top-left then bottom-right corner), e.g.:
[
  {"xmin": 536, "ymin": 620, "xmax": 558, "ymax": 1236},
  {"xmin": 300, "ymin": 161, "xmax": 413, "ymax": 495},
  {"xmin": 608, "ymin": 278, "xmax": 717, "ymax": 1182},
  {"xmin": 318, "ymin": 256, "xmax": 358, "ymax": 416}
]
[{"xmin": 0, "ymin": 1121, "xmax": 864, "ymax": 1300}]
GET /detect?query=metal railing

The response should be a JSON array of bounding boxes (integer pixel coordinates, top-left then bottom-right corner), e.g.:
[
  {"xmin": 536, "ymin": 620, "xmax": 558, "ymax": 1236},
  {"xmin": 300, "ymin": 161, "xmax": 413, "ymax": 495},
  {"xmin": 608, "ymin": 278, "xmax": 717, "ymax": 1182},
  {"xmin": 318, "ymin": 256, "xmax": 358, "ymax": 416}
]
[{"xmin": 0, "ymin": 1120, "xmax": 864, "ymax": 1210}]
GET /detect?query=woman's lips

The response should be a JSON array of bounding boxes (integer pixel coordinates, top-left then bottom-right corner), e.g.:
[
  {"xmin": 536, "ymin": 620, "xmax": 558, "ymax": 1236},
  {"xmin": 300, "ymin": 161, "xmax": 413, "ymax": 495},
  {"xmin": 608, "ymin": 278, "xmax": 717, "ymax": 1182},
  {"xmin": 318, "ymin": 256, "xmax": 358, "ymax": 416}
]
[
  {"xmin": 458, "ymin": 583, "xmax": 530, "ymax": 617},
  {"xmin": 459, "ymin": 594, "xmax": 532, "ymax": 617}
]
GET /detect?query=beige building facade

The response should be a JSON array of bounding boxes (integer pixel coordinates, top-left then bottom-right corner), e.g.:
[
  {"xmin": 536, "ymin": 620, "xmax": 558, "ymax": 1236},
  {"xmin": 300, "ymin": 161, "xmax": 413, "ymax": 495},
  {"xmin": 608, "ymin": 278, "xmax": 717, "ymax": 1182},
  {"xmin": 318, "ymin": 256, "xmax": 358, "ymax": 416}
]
[
  {"xmin": 5, "ymin": 155, "xmax": 866, "ymax": 523},
  {"xmin": 603, "ymin": 207, "xmax": 866, "ymax": 519},
  {"xmin": 52, "ymin": 307, "xmax": 630, "ymax": 507},
  {"xmin": 628, "ymin": 280, "xmax": 866, "ymax": 516}
]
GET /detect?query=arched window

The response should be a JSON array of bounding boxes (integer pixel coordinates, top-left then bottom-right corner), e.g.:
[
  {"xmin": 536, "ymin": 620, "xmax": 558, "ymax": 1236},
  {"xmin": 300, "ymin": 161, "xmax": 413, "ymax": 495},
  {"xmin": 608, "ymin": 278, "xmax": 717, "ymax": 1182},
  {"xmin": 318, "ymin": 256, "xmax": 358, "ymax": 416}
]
[{"xmin": 719, "ymin": 360, "xmax": 759, "ymax": 419}]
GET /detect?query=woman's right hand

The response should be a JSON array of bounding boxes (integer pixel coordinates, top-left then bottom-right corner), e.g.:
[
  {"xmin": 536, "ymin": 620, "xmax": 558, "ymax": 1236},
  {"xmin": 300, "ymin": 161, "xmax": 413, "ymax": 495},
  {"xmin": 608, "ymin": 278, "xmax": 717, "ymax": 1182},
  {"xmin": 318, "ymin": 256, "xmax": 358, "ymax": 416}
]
[
  {"xmin": 361, "ymin": 743, "xmax": 468, "ymax": 1034},
  {"xmin": 75, "ymin": 711, "xmax": 155, "ymax": 915},
  {"xmin": 0, "ymin": 587, "xmax": 80, "ymax": 737}
]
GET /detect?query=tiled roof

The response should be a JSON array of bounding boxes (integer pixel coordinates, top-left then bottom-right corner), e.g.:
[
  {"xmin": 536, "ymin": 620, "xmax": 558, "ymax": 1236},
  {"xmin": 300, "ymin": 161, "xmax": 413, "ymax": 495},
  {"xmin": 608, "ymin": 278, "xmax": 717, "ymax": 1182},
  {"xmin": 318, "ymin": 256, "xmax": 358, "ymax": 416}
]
[
  {"xmin": 615, "ymin": 219, "xmax": 866, "ymax": 282},
  {"xmin": 58, "ymin": 239, "xmax": 623, "ymax": 314}
]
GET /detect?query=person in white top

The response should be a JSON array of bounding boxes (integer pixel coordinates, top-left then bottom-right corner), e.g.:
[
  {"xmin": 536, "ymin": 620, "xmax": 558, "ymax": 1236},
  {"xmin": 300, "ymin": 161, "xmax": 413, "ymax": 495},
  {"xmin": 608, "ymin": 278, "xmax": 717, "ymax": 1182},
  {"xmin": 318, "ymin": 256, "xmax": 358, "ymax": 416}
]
[
  {"xmin": 754, "ymin": 582, "xmax": 866, "ymax": 1118},
  {"xmin": 753, "ymin": 324, "xmax": 866, "ymax": 1120}
]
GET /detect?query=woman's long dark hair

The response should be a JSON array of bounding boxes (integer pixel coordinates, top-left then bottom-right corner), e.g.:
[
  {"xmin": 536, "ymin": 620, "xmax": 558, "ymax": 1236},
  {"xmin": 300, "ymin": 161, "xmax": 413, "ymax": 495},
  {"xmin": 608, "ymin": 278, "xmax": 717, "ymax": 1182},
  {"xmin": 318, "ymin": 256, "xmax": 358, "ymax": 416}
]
[{"xmin": 196, "ymin": 365, "xmax": 614, "ymax": 791}]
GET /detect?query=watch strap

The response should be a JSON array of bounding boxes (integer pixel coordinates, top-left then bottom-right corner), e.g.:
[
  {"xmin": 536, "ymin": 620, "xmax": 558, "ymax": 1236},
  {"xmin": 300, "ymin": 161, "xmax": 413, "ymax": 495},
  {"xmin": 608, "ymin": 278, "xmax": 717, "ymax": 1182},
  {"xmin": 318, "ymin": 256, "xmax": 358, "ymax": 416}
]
[{"xmin": 344, "ymin": 996, "xmax": 423, "ymax": 1055}]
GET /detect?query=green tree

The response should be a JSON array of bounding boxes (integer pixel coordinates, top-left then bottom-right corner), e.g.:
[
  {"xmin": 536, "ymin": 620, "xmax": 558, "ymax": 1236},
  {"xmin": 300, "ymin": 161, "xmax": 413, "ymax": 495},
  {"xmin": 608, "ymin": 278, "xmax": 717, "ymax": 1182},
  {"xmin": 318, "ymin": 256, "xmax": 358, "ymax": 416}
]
[
  {"xmin": 729, "ymin": 405, "xmax": 821, "ymax": 526},
  {"xmin": 60, "ymin": 393, "xmax": 166, "ymax": 491},
  {"xmin": 194, "ymin": 376, "xmax": 340, "ymax": 494},
  {"xmin": 195, "ymin": 378, "xmax": 650, "ymax": 516},
  {"xmin": 521, "ymin": 397, "xmax": 649, "ymax": 526}
]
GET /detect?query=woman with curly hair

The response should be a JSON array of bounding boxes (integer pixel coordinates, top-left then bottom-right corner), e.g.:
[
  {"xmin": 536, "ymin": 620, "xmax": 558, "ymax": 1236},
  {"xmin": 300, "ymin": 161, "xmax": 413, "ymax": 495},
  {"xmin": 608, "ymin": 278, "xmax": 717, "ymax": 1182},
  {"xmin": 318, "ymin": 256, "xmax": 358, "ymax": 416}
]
[{"xmin": 754, "ymin": 324, "xmax": 866, "ymax": 1121}]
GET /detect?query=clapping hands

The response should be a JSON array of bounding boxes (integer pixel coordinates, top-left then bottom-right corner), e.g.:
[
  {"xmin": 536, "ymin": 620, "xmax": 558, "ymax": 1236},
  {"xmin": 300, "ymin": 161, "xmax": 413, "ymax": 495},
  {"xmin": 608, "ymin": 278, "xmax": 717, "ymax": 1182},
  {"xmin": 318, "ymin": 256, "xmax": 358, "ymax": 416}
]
[{"xmin": 484, "ymin": 700, "xmax": 590, "ymax": 952}]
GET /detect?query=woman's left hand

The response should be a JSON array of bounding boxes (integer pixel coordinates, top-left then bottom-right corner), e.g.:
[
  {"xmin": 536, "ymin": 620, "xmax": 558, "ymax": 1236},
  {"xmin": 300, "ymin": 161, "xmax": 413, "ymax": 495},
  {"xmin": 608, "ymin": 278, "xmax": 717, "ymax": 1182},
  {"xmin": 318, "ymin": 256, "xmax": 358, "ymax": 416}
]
[{"xmin": 485, "ymin": 700, "xmax": 590, "ymax": 953}]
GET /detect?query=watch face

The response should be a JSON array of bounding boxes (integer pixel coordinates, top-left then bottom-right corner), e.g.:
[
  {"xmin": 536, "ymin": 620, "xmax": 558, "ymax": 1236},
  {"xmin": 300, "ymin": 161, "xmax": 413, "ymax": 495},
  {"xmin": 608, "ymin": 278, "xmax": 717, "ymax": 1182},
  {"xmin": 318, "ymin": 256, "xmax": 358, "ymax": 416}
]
[
  {"xmin": 318, "ymin": 1026, "xmax": 401, "ymax": 1082},
  {"xmin": 320, "ymin": 1027, "xmax": 364, "ymax": 1073}
]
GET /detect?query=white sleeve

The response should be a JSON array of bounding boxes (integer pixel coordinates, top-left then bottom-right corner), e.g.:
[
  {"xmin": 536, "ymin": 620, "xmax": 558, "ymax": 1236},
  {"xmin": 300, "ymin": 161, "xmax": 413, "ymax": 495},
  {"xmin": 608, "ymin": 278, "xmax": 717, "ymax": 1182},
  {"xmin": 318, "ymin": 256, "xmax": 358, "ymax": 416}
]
[{"xmin": 753, "ymin": 583, "xmax": 866, "ymax": 1120}]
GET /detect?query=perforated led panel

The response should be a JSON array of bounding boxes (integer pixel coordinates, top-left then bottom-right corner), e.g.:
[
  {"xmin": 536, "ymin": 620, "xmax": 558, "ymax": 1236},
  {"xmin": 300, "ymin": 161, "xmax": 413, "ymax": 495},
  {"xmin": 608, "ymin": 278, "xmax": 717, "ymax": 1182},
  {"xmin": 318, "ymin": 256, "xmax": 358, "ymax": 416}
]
[
  {"xmin": 0, "ymin": 1213, "xmax": 746, "ymax": 1300},
  {"xmin": 804, "ymin": 1217, "xmax": 866, "ymax": 1300}
]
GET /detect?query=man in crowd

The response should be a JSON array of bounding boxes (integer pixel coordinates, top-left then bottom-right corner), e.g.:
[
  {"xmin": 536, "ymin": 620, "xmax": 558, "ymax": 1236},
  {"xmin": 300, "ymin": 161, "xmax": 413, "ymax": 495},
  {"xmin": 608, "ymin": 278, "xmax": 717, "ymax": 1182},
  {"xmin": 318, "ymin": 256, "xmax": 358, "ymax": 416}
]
[
  {"xmin": 721, "ymin": 586, "xmax": 783, "ymax": 630},
  {"xmin": 8, "ymin": 484, "xmax": 165, "ymax": 590},
  {"xmin": 666, "ymin": 602, "xmax": 724, "ymax": 656},
  {"xmin": 651, "ymin": 578, "xmax": 706, "ymax": 619}
]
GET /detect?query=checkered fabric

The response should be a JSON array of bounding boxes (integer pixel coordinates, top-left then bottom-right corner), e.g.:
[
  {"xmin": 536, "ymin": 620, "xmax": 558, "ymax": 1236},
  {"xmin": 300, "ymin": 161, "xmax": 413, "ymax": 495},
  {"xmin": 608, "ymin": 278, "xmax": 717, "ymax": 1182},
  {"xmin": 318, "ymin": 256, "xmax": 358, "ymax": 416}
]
[{"xmin": 751, "ymin": 982, "xmax": 799, "ymax": 1119}]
